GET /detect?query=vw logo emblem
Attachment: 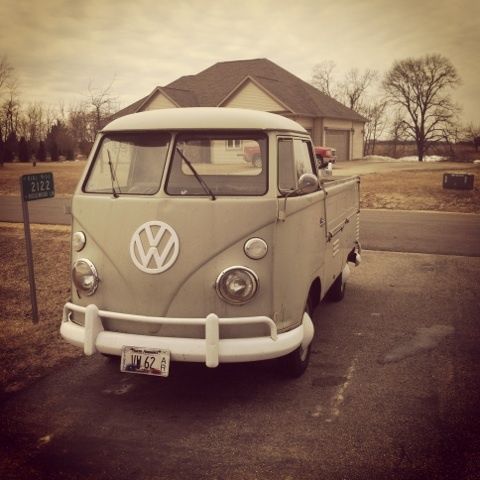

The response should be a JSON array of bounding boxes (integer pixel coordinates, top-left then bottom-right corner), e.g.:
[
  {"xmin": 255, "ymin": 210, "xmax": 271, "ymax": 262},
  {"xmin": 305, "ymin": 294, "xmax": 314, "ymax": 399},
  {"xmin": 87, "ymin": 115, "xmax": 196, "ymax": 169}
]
[{"xmin": 130, "ymin": 221, "xmax": 180, "ymax": 274}]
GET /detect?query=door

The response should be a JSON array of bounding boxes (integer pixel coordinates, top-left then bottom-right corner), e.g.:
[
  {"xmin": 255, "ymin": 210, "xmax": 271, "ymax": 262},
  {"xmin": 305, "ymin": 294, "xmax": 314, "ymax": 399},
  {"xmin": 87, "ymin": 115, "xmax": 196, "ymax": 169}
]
[
  {"xmin": 325, "ymin": 129, "xmax": 350, "ymax": 162},
  {"xmin": 274, "ymin": 137, "xmax": 325, "ymax": 330}
]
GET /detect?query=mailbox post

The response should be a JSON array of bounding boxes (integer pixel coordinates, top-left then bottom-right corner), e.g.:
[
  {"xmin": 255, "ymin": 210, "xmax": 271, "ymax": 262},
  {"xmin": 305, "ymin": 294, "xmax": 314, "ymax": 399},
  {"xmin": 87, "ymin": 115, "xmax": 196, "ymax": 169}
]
[{"xmin": 20, "ymin": 172, "xmax": 55, "ymax": 323}]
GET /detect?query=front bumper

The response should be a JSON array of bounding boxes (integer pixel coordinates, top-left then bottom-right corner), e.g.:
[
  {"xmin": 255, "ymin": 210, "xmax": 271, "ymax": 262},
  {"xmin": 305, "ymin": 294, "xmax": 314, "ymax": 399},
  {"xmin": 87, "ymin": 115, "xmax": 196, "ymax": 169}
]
[{"xmin": 61, "ymin": 302, "xmax": 314, "ymax": 368}]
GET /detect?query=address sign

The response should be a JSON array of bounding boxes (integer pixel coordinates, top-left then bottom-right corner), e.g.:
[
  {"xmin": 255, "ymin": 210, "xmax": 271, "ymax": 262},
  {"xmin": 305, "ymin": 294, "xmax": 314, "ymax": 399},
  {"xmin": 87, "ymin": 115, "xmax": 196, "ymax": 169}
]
[{"xmin": 21, "ymin": 172, "xmax": 55, "ymax": 201}]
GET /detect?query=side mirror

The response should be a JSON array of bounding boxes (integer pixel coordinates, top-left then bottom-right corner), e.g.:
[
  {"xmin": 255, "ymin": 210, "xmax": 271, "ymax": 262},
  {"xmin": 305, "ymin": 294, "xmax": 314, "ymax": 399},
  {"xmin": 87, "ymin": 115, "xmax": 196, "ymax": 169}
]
[
  {"xmin": 278, "ymin": 173, "xmax": 320, "ymax": 221},
  {"xmin": 297, "ymin": 173, "xmax": 319, "ymax": 194}
]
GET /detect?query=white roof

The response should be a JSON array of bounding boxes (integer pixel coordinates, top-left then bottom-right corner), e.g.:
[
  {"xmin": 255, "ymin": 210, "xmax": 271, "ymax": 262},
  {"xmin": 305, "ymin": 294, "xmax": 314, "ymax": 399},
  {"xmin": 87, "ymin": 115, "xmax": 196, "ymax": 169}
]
[{"xmin": 103, "ymin": 107, "xmax": 307, "ymax": 133}]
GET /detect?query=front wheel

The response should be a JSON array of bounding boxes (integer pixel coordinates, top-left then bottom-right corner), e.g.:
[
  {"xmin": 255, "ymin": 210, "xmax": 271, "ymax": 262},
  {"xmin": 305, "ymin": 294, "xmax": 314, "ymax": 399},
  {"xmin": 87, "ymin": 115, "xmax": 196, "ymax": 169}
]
[
  {"xmin": 281, "ymin": 300, "xmax": 314, "ymax": 378},
  {"xmin": 102, "ymin": 353, "xmax": 118, "ymax": 361},
  {"xmin": 281, "ymin": 340, "xmax": 312, "ymax": 378}
]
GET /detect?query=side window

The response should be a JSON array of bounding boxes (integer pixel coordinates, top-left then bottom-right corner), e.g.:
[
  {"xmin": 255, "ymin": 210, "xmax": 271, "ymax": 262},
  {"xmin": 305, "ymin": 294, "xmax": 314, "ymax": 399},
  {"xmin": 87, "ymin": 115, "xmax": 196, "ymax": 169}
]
[
  {"xmin": 294, "ymin": 139, "xmax": 315, "ymax": 179},
  {"xmin": 278, "ymin": 138, "xmax": 296, "ymax": 191},
  {"xmin": 278, "ymin": 138, "xmax": 316, "ymax": 193}
]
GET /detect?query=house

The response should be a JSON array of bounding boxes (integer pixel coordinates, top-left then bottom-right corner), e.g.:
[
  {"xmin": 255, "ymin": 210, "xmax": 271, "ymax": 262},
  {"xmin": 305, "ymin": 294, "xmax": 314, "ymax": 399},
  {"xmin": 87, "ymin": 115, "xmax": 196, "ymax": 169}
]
[{"xmin": 112, "ymin": 59, "xmax": 367, "ymax": 161}]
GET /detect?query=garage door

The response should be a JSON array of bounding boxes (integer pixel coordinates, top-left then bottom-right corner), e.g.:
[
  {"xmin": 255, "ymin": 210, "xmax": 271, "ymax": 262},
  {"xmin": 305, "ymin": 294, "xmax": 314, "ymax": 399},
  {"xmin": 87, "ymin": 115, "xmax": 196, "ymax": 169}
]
[{"xmin": 325, "ymin": 130, "xmax": 350, "ymax": 162}]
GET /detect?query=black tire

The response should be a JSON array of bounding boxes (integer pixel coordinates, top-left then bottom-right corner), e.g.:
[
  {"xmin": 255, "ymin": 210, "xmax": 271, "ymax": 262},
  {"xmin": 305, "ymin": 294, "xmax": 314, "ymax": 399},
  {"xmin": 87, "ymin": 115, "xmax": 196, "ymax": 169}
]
[
  {"xmin": 102, "ymin": 353, "xmax": 119, "ymax": 361},
  {"xmin": 326, "ymin": 270, "xmax": 346, "ymax": 302},
  {"xmin": 280, "ymin": 298, "xmax": 314, "ymax": 378},
  {"xmin": 281, "ymin": 340, "xmax": 312, "ymax": 378}
]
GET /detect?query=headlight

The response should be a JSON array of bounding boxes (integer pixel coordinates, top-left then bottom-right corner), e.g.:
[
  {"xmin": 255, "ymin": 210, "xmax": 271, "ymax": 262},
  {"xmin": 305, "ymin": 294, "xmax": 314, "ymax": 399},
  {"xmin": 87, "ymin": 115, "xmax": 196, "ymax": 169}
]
[
  {"xmin": 215, "ymin": 266, "xmax": 258, "ymax": 305},
  {"xmin": 244, "ymin": 238, "xmax": 268, "ymax": 260},
  {"xmin": 72, "ymin": 259, "xmax": 99, "ymax": 296},
  {"xmin": 72, "ymin": 231, "xmax": 86, "ymax": 252}
]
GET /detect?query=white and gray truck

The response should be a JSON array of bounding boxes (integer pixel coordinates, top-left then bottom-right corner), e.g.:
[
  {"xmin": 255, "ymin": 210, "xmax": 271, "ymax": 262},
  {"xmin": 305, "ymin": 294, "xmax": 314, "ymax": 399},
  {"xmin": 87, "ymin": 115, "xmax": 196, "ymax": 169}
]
[{"xmin": 61, "ymin": 107, "xmax": 361, "ymax": 378}]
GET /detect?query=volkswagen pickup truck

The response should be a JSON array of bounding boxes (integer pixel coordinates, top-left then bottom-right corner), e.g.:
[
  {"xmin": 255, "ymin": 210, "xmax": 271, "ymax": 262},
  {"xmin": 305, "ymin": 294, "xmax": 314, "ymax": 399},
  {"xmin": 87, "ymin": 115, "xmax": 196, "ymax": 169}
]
[{"xmin": 61, "ymin": 107, "xmax": 361, "ymax": 378}]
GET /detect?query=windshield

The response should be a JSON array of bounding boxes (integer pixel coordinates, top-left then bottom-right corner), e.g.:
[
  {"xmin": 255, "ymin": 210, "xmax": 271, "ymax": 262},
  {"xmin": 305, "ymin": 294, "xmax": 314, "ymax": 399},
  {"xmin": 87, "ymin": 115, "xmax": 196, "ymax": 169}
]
[
  {"xmin": 166, "ymin": 132, "xmax": 267, "ymax": 196},
  {"xmin": 84, "ymin": 132, "xmax": 170, "ymax": 195}
]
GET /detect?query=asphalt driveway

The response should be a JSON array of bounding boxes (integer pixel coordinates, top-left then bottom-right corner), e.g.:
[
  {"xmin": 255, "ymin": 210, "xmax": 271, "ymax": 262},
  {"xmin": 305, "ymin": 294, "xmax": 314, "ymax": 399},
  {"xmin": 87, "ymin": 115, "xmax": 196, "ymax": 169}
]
[{"xmin": 1, "ymin": 250, "xmax": 479, "ymax": 480}]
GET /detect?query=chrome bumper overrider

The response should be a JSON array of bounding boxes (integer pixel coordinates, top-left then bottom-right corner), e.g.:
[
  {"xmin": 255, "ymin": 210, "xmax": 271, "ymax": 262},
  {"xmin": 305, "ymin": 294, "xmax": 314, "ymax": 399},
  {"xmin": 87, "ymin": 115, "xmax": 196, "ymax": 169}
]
[{"xmin": 61, "ymin": 302, "xmax": 314, "ymax": 368}]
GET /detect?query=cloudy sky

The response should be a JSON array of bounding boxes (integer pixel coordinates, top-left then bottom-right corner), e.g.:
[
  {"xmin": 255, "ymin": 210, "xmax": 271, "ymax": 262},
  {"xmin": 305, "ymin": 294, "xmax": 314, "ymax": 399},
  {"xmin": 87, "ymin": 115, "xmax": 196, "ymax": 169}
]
[{"xmin": 1, "ymin": 0, "xmax": 479, "ymax": 124}]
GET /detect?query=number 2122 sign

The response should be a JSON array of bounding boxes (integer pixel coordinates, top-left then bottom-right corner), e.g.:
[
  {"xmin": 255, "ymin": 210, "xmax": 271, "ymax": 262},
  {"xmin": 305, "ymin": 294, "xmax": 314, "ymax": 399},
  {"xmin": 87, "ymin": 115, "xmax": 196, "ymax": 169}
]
[{"xmin": 21, "ymin": 172, "xmax": 55, "ymax": 201}]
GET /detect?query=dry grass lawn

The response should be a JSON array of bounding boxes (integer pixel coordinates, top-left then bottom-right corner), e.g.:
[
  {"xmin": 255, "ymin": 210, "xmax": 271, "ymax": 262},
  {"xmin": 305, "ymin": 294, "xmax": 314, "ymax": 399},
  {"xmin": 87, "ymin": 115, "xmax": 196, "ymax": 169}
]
[
  {"xmin": 361, "ymin": 167, "xmax": 480, "ymax": 213},
  {"xmin": 0, "ymin": 223, "xmax": 81, "ymax": 397}
]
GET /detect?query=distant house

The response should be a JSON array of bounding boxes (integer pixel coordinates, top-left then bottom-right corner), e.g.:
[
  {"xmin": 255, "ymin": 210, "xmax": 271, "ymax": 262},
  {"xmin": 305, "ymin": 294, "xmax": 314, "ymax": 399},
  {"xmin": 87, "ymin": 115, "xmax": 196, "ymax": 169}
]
[{"xmin": 112, "ymin": 58, "xmax": 367, "ymax": 161}]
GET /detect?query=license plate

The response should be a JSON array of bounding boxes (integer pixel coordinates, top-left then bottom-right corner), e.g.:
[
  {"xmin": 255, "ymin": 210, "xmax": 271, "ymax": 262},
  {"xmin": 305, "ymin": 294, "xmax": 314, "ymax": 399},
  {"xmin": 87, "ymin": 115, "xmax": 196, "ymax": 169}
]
[{"xmin": 120, "ymin": 346, "xmax": 170, "ymax": 377}]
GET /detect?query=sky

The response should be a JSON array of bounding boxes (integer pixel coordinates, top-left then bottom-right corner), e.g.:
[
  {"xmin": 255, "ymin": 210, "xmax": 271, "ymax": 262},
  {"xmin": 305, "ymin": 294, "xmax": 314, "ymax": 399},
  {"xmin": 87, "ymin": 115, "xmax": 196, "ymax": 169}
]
[{"xmin": 1, "ymin": 0, "xmax": 479, "ymax": 125}]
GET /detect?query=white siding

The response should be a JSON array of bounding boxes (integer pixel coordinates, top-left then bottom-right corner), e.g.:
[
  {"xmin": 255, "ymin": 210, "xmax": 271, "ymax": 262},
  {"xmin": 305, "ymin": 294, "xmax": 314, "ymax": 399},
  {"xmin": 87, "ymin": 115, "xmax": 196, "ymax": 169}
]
[
  {"xmin": 291, "ymin": 116, "xmax": 313, "ymax": 129},
  {"xmin": 289, "ymin": 115, "xmax": 313, "ymax": 137},
  {"xmin": 211, "ymin": 140, "xmax": 244, "ymax": 164},
  {"xmin": 223, "ymin": 80, "xmax": 284, "ymax": 111},
  {"xmin": 143, "ymin": 93, "xmax": 177, "ymax": 110},
  {"xmin": 312, "ymin": 118, "xmax": 324, "ymax": 146},
  {"xmin": 351, "ymin": 121, "xmax": 364, "ymax": 159}
]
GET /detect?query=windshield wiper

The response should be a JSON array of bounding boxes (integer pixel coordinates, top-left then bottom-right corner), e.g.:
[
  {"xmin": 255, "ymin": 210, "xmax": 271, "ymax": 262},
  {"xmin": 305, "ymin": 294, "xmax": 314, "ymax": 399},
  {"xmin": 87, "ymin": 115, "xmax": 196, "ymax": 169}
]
[
  {"xmin": 107, "ymin": 150, "xmax": 121, "ymax": 198},
  {"xmin": 175, "ymin": 147, "xmax": 216, "ymax": 201}
]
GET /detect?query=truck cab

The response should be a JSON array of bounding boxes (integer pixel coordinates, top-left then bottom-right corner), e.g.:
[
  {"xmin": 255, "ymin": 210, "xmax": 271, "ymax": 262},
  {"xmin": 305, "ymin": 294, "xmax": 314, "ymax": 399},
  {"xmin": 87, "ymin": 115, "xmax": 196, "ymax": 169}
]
[{"xmin": 61, "ymin": 107, "xmax": 360, "ymax": 378}]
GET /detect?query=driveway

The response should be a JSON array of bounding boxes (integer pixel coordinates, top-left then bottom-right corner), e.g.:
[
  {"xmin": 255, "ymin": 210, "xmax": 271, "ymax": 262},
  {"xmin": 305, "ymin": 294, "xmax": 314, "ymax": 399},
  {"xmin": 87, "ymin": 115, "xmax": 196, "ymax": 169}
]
[{"xmin": 1, "ymin": 251, "xmax": 479, "ymax": 480}]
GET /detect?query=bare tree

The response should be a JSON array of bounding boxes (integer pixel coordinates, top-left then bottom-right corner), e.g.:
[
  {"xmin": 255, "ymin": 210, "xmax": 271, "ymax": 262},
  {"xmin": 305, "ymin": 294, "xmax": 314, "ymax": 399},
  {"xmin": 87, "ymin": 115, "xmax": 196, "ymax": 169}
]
[
  {"xmin": 311, "ymin": 60, "xmax": 337, "ymax": 97},
  {"xmin": 388, "ymin": 110, "xmax": 409, "ymax": 158},
  {"xmin": 312, "ymin": 62, "xmax": 384, "ymax": 156},
  {"xmin": 382, "ymin": 54, "xmax": 460, "ymax": 161},
  {"xmin": 312, "ymin": 62, "xmax": 378, "ymax": 112},
  {"xmin": 46, "ymin": 119, "xmax": 75, "ymax": 160},
  {"xmin": 69, "ymin": 83, "xmax": 117, "ymax": 155},
  {"xmin": 363, "ymin": 99, "xmax": 388, "ymax": 156},
  {"xmin": 87, "ymin": 79, "xmax": 118, "ymax": 134},
  {"xmin": 18, "ymin": 102, "xmax": 44, "ymax": 142},
  {"xmin": 0, "ymin": 55, "xmax": 14, "ymax": 93},
  {"xmin": 0, "ymin": 55, "xmax": 18, "ymax": 164},
  {"xmin": 42, "ymin": 104, "xmax": 59, "ymax": 140},
  {"xmin": 1, "ymin": 90, "xmax": 21, "ymax": 141},
  {"xmin": 462, "ymin": 123, "xmax": 480, "ymax": 151},
  {"xmin": 68, "ymin": 102, "xmax": 94, "ymax": 154},
  {"xmin": 338, "ymin": 68, "xmax": 378, "ymax": 112}
]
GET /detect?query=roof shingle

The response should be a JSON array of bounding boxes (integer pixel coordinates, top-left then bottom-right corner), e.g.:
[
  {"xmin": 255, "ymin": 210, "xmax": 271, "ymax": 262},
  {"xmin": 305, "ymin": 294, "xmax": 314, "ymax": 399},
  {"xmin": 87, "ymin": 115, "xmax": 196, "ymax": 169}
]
[{"xmin": 114, "ymin": 58, "xmax": 366, "ymax": 122}]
